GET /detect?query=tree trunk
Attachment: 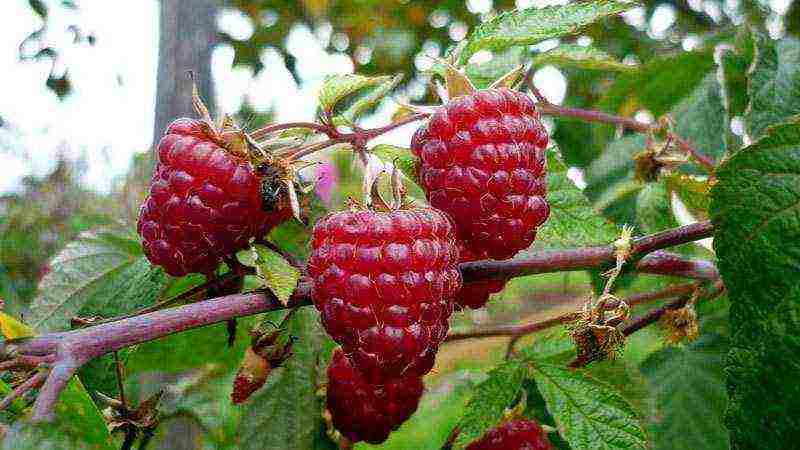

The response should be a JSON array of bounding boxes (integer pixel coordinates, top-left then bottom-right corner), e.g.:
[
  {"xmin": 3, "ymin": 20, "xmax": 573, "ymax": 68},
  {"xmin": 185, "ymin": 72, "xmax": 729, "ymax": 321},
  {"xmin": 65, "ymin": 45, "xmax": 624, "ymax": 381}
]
[{"xmin": 152, "ymin": 0, "xmax": 217, "ymax": 148}]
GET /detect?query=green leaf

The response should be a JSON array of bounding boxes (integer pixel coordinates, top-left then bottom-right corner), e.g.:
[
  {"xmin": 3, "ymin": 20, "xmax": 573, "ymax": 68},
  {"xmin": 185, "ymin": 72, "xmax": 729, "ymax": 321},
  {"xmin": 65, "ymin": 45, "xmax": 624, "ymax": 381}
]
[
  {"xmin": 530, "ymin": 149, "xmax": 619, "ymax": 249},
  {"xmin": 635, "ymin": 182, "xmax": 677, "ymax": 235},
  {"xmin": 238, "ymin": 306, "xmax": 335, "ymax": 450},
  {"xmin": 532, "ymin": 44, "xmax": 635, "ymax": 72},
  {"xmin": 318, "ymin": 74, "xmax": 391, "ymax": 114},
  {"xmin": 2, "ymin": 378, "xmax": 116, "ymax": 450},
  {"xmin": 27, "ymin": 228, "xmax": 167, "ymax": 332},
  {"xmin": 335, "ymin": 74, "xmax": 402, "ymax": 125},
  {"xmin": 465, "ymin": 47, "xmax": 526, "ymax": 89},
  {"xmin": 531, "ymin": 363, "xmax": 647, "ymax": 450},
  {"xmin": 370, "ymin": 144, "xmax": 420, "ymax": 186},
  {"xmin": 584, "ymin": 135, "xmax": 646, "ymax": 224},
  {"xmin": 664, "ymin": 173, "xmax": 711, "ymax": 220},
  {"xmin": 239, "ymin": 244, "xmax": 300, "ymax": 305},
  {"xmin": 709, "ymin": 117, "xmax": 800, "ymax": 449},
  {"xmin": 745, "ymin": 32, "xmax": 800, "ymax": 140},
  {"xmin": 459, "ymin": 0, "xmax": 639, "ymax": 64},
  {"xmin": 453, "ymin": 361, "xmax": 527, "ymax": 449},
  {"xmin": 640, "ymin": 332, "xmax": 729, "ymax": 450},
  {"xmin": 671, "ymin": 73, "xmax": 729, "ymax": 163}
]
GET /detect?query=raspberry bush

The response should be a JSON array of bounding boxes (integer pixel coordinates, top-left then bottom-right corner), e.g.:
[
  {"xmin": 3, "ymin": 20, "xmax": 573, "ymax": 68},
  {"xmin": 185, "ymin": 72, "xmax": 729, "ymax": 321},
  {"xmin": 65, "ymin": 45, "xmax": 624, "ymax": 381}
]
[{"xmin": 4, "ymin": 1, "xmax": 796, "ymax": 449}]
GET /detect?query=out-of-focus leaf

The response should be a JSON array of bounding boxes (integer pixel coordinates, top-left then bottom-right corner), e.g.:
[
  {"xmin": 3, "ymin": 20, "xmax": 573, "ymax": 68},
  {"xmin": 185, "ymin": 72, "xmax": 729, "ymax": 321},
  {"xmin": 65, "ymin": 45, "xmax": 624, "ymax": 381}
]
[
  {"xmin": 640, "ymin": 332, "xmax": 729, "ymax": 450},
  {"xmin": 459, "ymin": 0, "xmax": 639, "ymax": 64},
  {"xmin": 584, "ymin": 134, "xmax": 645, "ymax": 224},
  {"xmin": 665, "ymin": 173, "xmax": 711, "ymax": 220},
  {"xmin": 529, "ymin": 149, "xmax": 619, "ymax": 250},
  {"xmin": 744, "ymin": 32, "xmax": 800, "ymax": 140},
  {"xmin": 318, "ymin": 74, "xmax": 391, "ymax": 114},
  {"xmin": 2, "ymin": 378, "xmax": 116, "ymax": 450},
  {"xmin": 465, "ymin": 47, "xmax": 526, "ymax": 89},
  {"xmin": 710, "ymin": 117, "xmax": 800, "ymax": 449},
  {"xmin": 531, "ymin": 363, "xmax": 647, "ymax": 450},
  {"xmin": 237, "ymin": 307, "xmax": 335, "ymax": 450},
  {"xmin": 27, "ymin": 228, "xmax": 168, "ymax": 332},
  {"xmin": 532, "ymin": 44, "xmax": 635, "ymax": 72},
  {"xmin": 671, "ymin": 74, "xmax": 729, "ymax": 164},
  {"xmin": 635, "ymin": 182, "xmax": 677, "ymax": 234},
  {"xmin": 452, "ymin": 361, "xmax": 527, "ymax": 449}
]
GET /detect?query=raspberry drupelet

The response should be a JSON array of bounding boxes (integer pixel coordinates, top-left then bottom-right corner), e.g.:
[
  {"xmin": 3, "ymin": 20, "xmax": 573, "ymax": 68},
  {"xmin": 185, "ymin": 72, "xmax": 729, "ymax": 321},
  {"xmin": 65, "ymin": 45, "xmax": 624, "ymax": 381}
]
[
  {"xmin": 411, "ymin": 87, "xmax": 550, "ymax": 261},
  {"xmin": 308, "ymin": 207, "xmax": 462, "ymax": 383},
  {"xmin": 466, "ymin": 419, "xmax": 553, "ymax": 450},
  {"xmin": 138, "ymin": 118, "xmax": 289, "ymax": 276},
  {"xmin": 326, "ymin": 349, "xmax": 423, "ymax": 444}
]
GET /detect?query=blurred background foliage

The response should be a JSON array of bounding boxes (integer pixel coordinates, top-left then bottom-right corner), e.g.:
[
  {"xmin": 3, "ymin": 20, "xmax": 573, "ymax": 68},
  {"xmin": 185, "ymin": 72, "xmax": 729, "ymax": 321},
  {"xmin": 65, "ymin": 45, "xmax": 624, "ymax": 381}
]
[{"xmin": 0, "ymin": 0, "xmax": 789, "ymax": 448}]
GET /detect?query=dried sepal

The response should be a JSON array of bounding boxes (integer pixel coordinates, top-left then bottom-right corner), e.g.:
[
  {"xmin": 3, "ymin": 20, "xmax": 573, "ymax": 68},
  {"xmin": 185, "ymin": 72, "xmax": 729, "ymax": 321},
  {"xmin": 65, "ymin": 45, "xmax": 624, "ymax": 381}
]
[
  {"xmin": 231, "ymin": 325, "xmax": 295, "ymax": 404},
  {"xmin": 660, "ymin": 292, "xmax": 700, "ymax": 344},
  {"xmin": 568, "ymin": 294, "xmax": 630, "ymax": 365}
]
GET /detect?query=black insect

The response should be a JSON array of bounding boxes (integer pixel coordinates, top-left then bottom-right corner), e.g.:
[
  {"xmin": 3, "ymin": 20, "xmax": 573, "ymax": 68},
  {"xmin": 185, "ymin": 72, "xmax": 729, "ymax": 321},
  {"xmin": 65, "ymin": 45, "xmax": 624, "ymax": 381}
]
[{"xmin": 257, "ymin": 163, "xmax": 287, "ymax": 213}]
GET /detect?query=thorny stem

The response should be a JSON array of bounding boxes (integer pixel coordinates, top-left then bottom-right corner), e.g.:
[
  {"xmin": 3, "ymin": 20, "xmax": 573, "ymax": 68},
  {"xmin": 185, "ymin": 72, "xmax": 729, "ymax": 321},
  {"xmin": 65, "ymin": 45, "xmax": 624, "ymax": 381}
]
[{"xmin": 0, "ymin": 222, "xmax": 714, "ymax": 422}]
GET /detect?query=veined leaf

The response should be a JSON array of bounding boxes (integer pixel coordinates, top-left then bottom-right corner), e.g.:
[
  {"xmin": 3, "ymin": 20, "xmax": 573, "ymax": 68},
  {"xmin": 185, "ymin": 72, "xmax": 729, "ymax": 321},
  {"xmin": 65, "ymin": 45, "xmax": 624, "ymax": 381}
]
[
  {"xmin": 459, "ymin": 0, "xmax": 639, "ymax": 64},
  {"xmin": 465, "ymin": 47, "xmax": 526, "ymax": 89},
  {"xmin": 531, "ymin": 363, "xmax": 647, "ymax": 450},
  {"xmin": 238, "ymin": 244, "xmax": 301, "ymax": 306},
  {"xmin": 27, "ymin": 228, "xmax": 167, "ymax": 332},
  {"xmin": 453, "ymin": 361, "xmax": 527, "ymax": 449},
  {"xmin": 710, "ymin": 117, "xmax": 800, "ymax": 449},
  {"xmin": 370, "ymin": 144, "xmax": 420, "ymax": 186},
  {"xmin": 335, "ymin": 74, "xmax": 402, "ymax": 125},
  {"xmin": 745, "ymin": 31, "xmax": 800, "ymax": 140},
  {"xmin": 318, "ymin": 74, "xmax": 391, "ymax": 114},
  {"xmin": 532, "ymin": 44, "xmax": 635, "ymax": 72}
]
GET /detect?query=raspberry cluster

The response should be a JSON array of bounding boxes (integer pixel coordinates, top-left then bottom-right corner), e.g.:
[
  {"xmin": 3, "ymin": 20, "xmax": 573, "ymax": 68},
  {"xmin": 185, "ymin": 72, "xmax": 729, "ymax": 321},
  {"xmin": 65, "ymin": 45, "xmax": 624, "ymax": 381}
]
[
  {"xmin": 326, "ymin": 349, "xmax": 423, "ymax": 444},
  {"xmin": 411, "ymin": 87, "xmax": 550, "ymax": 261},
  {"xmin": 466, "ymin": 419, "xmax": 553, "ymax": 450},
  {"xmin": 138, "ymin": 118, "xmax": 288, "ymax": 276},
  {"xmin": 309, "ymin": 208, "xmax": 461, "ymax": 383}
]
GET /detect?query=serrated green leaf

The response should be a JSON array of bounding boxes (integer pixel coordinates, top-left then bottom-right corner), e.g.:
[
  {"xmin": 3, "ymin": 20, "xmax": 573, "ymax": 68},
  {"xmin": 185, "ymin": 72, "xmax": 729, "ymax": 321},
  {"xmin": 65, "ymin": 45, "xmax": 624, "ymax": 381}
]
[
  {"xmin": 318, "ymin": 74, "xmax": 391, "ymax": 114},
  {"xmin": 529, "ymin": 149, "xmax": 619, "ymax": 250},
  {"xmin": 453, "ymin": 361, "xmax": 527, "ymax": 449},
  {"xmin": 459, "ymin": 0, "xmax": 639, "ymax": 64},
  {"xmin": 27, "ymin": 229, "xmax": 168, "ymax": 332},
  {"xmin": 242, "ymin": 244, "xmax": 301, "ymax": 305},
  {"xmin": 745, "ymin": 32, "xmax": 800, "ymax": 140},
  {"xmin": 238, "ymin": 307, "xmax": 335, "ymax": 450},
  {"xmin": 532, "ymin": 44, "xmax": 635, "ymax": 72},
  {"xmin": 709, "ymin": 117, "xmax": 800, "ymax": 449},
  {"xmin": 2, "ymin": 378, "xmax": 116, "ymax": 450},
  {"xmin": 370, "ymin": 144, "xmax": 420, "ymax": 186},
  {"xmin": 640, "ymin": 332, "xmax": 729, "ymax": 450},
  {"xmin": 531, "ymin": 363, "xmax": 647, "ymax": 450}
]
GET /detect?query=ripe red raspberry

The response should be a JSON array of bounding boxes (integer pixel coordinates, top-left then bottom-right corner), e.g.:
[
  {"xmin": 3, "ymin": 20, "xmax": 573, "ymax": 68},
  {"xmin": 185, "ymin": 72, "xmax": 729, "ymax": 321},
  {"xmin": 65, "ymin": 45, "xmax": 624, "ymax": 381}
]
[
  {"xmin": 138, "ymin": 118, "xmax": 289, "ymax": 276},
  {"xmin": 455, "ymin": 245, "xmax": 507, "ymax": 309},
  {"xmin": 308, "ymin": 207, "xmax": 461, "ymax": 383},
  {"xmin": 466, "ymin": 419, "xmax": 553, "ymax": 450},
  {"xmin": 411, "ymin": 88, "xmax": 550, "ymax": 260},
  {"xmin": 326, "ymin": 349, "xmax": 423, "ymax": 444}
]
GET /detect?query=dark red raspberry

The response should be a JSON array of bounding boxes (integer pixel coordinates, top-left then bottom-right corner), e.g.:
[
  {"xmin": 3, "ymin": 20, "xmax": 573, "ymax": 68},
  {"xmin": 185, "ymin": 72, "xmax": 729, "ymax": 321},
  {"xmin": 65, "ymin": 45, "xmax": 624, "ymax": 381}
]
[
  {"xmin": 466, "ymin": 419, "xmax": 553, "ymax": 450},
  {"xmin": 138, "ymin": 118, "xmax": 289, "ymax": 276},
  {"xmin": 411, "ymin": 88, "xmax": 550, "ymax": 260},
  {"xmin": 308, "ymin": 207, "xmax": 461, "ymax": 383},
  {"xmin": 326, "ymin": 349, "xmax": 423, "ymax": 444}
]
